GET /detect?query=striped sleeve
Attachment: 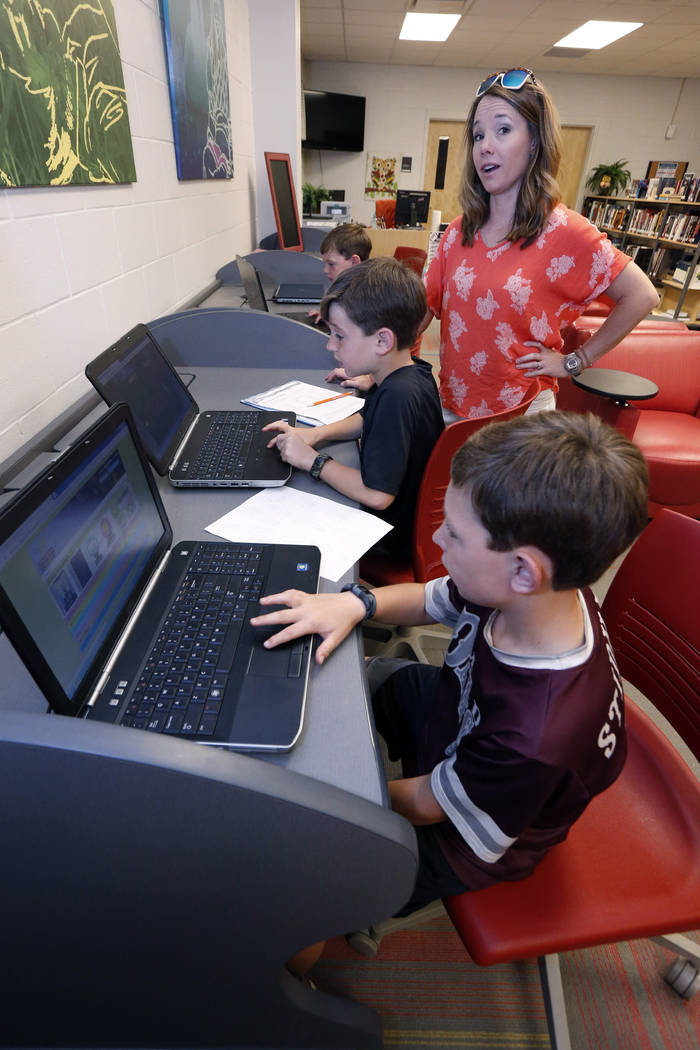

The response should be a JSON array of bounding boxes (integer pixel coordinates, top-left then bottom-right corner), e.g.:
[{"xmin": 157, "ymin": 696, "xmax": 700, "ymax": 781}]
[{"xmin": 431, "ymin": 754, "xmax": 516, "ymax": 863}]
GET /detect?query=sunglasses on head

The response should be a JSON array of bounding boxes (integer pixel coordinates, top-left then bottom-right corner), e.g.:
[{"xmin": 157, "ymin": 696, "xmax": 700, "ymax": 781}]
[{"xmin": 476, "ymin": 68, "xmax": 536, "ymax": 98}]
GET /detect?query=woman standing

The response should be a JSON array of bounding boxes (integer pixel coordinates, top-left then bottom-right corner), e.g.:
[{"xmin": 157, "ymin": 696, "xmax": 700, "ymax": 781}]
[{"xmin": 425, "ymin": 69, "xmax": 658, "ymax": 418}]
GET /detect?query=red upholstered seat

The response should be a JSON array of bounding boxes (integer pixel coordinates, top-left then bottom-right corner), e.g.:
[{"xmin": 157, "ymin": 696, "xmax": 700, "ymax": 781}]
[
  {"xmin": 558, "ymin": 324, "xmax": 700, "ymax": 518},
  {"xmin": 393, "ymin": 245, "xmax": 427, "ymax": 277},
  {"xmin": 445, "ymin": 509, "xmax": 700, "ymax": 1047}
]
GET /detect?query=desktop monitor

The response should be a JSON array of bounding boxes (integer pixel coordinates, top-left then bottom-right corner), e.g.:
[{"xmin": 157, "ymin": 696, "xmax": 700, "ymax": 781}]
[{"xmin": 395, "ymin": 189, "xmax": 431, "ymax": 228}]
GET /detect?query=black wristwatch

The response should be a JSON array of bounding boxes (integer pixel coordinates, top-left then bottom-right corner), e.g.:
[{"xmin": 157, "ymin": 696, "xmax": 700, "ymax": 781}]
[
  {"xmin": 309, "ymin": 452, "xmax": 332, "ymax": 479},
  {"xmin": 341, "ymin": 583, "xmax": 377, "ymax": 621},
  {"xmin": 563, "ymin": 352, "xmax": 584, "ymax": 377}
]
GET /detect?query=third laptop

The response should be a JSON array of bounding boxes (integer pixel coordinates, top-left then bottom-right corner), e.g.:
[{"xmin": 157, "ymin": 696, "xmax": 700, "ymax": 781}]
[
  {"xmin": 236, "ymin": 255, "xmax": 329, "ymax": 333},
  {"xmin": 85, "ymin": 323, "xmax": 293, "ymax": 488}
]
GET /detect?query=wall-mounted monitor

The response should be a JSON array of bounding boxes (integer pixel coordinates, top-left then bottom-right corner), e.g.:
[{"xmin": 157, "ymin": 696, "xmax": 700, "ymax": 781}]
[
  {"xmin": 395, "ymin": 189, "xmax": 431, "ymax": 228},
  {"xmin": 302, "ymin": 90, "xmax": 366, "ymax": 153},
  {"xmin": 264, "ymin": 152, "xmax": 303, "ymax": 251}
]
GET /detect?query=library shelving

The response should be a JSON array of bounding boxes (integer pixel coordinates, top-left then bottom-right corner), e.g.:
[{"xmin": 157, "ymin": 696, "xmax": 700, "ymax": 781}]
[{"xmin": 582, "ymin": 194, "xmax": 700, "ymax": 325}]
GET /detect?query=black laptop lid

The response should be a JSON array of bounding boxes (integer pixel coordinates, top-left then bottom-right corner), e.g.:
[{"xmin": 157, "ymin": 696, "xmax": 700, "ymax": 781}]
[
  {"xmin": 86, "ymin": 324, "xmax": 197, "ymax": 475},
  {"xmin": 0, "ymin": 404, "xmax": 172, "ymax": 717},
  {"xmin": 236, "ymin": 255, "xmax": 269, "ymax": 312}
]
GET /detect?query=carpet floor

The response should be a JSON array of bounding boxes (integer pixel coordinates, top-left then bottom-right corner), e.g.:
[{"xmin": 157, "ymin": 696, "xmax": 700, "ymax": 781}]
[{"xmin": 312, "ymin": 915, "xmax": 700, "ymax": 1049}]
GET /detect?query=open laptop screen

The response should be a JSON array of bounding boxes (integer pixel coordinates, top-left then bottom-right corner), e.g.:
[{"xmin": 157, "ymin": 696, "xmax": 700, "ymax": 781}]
[
  {"xmin": 0, "ymin": 407, "xmax": 170, "ymax": 713},
  {"xmin": 86, "ymin": 325, "xmax": 197, "ymax": 474}
]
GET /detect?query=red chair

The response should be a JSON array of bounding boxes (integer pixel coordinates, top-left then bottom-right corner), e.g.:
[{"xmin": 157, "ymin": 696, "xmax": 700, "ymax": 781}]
[
  {"xmin": 360, "ymin": 381, "xmax": 542, "ymax": 588},
  {"xmin": 557, "ymin": 325, "xmax": 700, "ymax": 517},
  {"xmin": 393, "ymin": 245, "xmax": 427, "ymax": 277},
  {"xmin": 445, "ymin": 509, "xmax": 700, "ymax": 1049}
]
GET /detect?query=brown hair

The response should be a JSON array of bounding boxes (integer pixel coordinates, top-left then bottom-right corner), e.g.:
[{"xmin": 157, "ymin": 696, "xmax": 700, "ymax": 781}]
[
  {"xmin": 320, "ymin": 257, "xmax": 427, "ymax": 350},
  {"xmin": 450, "ymin": 411, "xmax": 649, "ymax": 590},
  {"xmin": 459, "ymin": 77, "xmax": 562, "ymax": 248},
  {"xmin": 320, "ymin": 222, "xmax": 372, "ymax": 261}
]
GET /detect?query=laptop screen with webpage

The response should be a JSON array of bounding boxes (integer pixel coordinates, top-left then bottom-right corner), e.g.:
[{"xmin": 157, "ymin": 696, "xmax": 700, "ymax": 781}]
[{"xmin": 0, "ymin": 407, "xmax": 170, "ymax": 715}]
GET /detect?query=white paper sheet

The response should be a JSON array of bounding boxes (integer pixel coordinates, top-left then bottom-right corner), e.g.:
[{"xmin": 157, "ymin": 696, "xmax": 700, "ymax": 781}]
[
  {"xmin": 205, "ymin": 487, "xmax": 393, "ymax": 582},
  {"xmin": 241, "ymin": 380, "xmax": 365, "ymax": 426}
]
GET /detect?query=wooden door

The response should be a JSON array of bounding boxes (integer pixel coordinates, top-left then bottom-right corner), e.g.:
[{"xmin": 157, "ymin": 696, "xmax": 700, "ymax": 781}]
[
  {"xmin": 423, "ymin": 121, "xmax": 592, "ymax": 219},
  {"xmin": 558, "ymin": 125, "xmax": 592, "ymax": 208},
  {"xmin": 423, "ymin": 119, "xmax": 465, "ymax": 223}
]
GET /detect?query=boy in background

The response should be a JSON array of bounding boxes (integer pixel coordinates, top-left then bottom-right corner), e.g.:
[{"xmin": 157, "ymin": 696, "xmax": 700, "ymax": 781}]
[
  {"xmin": 254, "ymin": 411, "xmax": 649, "ymax": 967},
  {"xmin": 308, "ymin": 222, "xmax": 372, "ymax": 326},
  {"xmin": 264, "ymin": 257, "xmax": 443, "ymax": 560}
]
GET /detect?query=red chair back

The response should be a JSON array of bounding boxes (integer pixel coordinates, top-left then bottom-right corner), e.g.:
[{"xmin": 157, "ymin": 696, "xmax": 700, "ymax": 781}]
[
  {"xmin": 393, "ymin": 245, "xmax": 427, "ymax": 277},
  {"xmin": 602, "ymin": 509, "xmax": 700, "ymax": 759},
  {"xmin": 413, "ymin": 382, "xmax": 541, "ymax": 581}
]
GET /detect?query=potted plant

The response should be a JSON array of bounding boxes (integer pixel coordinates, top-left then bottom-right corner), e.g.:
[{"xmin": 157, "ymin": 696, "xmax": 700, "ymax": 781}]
[
  {"xmin": 585, "ymin": 159, "xmax": 632, "ymax": 197},
  {"xmin": 302, "ymin": 182, "xmax": 332, "ymax": 215}
]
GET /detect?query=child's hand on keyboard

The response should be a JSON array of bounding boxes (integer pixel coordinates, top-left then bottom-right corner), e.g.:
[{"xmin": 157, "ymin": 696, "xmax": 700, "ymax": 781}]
[
  {"xmin": 250, "ymin": 590, "xmax": 366, "ymax": 665},
  {"xmin": 263, "ymin": 420, "xmax": 318, "ymax": 471}
]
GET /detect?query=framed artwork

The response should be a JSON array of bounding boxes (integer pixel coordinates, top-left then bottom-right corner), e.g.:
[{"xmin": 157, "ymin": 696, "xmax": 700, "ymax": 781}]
[
  {"xmin": 0, "ymin": 0, "xmax": 135, "ymax": 188},
  {"xmin": 364, "ymin": 154, "xmax": 398, "ymax": 200},
  {"xmin": 161, "ymin": 0, "xmax": 234, "ymax": 180},
  {"xmin": 264, "ymin": 153, "xmax": 303, "ymax": 251}
]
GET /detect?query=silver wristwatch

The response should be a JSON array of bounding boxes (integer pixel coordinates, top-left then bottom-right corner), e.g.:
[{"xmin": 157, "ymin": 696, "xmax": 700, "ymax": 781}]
[{"xmin": 563, "ymin": 352, "xmax": 584, "ymax": 377}]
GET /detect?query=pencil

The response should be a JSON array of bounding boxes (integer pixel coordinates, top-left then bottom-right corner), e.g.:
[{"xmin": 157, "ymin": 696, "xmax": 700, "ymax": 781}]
[{"xmin": 310, "ymin": 392, "xmax": 355, "ymax": 406}]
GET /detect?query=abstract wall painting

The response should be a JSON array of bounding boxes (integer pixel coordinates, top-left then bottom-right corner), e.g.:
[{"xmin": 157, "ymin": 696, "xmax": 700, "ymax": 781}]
[
  {"xmin": 161, "ymin": 0, "xmax": 234, "ymax": 180},
  {"xmin": 0, "ymin": 0, "xmax": 136, "ymax": 188}
]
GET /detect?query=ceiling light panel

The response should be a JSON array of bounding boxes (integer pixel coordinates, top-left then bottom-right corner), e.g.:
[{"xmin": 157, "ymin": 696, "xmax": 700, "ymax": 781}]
[
  {"xmin": 553, "ymin": 21, "xmax": 643, "ymax": 50},
  {"xmin": 400, "ymin": 13, "xmax": 461, "ymax": 41}
]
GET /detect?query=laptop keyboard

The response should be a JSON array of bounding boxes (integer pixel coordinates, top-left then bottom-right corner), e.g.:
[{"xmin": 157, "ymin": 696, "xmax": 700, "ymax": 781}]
[
  {"xmin": 119, "ymin": 543, "xmax": 270, "ymax": 738},
  {"xmin": 191, "ymin": 411, "xmax": 260, "ymax": 480}
]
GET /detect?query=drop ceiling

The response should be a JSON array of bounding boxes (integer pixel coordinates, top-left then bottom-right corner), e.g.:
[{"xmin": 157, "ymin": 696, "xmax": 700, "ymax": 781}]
[{"xmin": 300, "ymin": 0, "xmax": 700, "ymax": 78}]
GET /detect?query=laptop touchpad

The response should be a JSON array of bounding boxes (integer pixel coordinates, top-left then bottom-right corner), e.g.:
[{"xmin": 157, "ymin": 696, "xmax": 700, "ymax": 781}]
[{"xmin": 247, "ymin": 637, "xmax": 295, "ymax": 677}]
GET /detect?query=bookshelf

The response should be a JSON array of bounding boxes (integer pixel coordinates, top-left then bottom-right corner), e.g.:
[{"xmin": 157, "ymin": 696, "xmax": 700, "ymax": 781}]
[{"xmin": 582, "ymin": 194, "xmax": 700, "ymax": 324}]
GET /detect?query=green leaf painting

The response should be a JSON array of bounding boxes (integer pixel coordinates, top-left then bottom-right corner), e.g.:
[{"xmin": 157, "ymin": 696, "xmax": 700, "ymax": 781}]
[{"xmin": 0, "ymin": 0, "xmax": 136, "ymax": 187}]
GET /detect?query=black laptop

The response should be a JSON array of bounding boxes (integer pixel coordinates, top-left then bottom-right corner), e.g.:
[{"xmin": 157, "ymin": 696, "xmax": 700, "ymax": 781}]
[
  {"xmin": 273, "ymin": 281, "xmax": 326, "ymax": 304},
  {"xmin": 236, "ymin": 256, "xmax": 329, "ymax": 333},
  {"xmin": 85, "ymin": 323, "xmax": 293, "ymax": 488},
  {"xmin": 0, "ymin": 404, "xmax": 320, "ymax": 751}
]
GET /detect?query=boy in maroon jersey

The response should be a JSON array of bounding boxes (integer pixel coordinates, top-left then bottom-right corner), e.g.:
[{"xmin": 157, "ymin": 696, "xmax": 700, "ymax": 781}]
[{"xmin": 253, "ymin": 411, "xmax": 649, "ymax": 967}]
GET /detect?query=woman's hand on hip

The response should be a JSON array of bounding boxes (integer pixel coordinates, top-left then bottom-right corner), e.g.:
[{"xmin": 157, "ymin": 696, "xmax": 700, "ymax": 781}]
[{"xmin": 517, "ymin": 341, "xmax": 567, "ymax": 379}]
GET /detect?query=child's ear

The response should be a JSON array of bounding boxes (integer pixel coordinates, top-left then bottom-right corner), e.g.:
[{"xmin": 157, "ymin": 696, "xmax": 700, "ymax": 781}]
[
  {"xmin": 510, "ymin": 547, "xmax": 552, "ymax": 595},
  {"xmin": 375, "ymin": 327, "xmax": 397, "ymax": 355},
  {"xmin": 349, "ymin": 254, "xmax": 362, "ymax": 266}
]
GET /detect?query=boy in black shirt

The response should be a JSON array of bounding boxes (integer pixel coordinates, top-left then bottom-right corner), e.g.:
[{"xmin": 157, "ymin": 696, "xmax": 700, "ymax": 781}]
[{"xmin": 264, "ymin": 257, "xmax": 444, "ymax": 559}]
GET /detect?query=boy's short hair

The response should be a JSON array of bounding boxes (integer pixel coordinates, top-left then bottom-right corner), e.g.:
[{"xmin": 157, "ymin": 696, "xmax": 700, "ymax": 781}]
[
  {"xmin": 320, "ymin": 222, "xmax": 372, "ymax": 261},
  {"xmin": 451, "ymin": 411, "xmax": 649, "ymax": 590},
  {"xmin": 320, "ymin": 257, "xmax": 427, "ymax": 351}
]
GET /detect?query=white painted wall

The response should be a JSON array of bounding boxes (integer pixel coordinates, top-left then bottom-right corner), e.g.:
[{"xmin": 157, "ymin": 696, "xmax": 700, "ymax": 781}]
[
  {"xmin": 302, "ymin": 62, "xmax": 700, "ymax": 227},
  {"xmin": 249, "ymin": 0, "xmax": 303, "ymax": 242},
  {"xmin": 0, "ymin": 0, "xmax": 256, "ymax": 464}
]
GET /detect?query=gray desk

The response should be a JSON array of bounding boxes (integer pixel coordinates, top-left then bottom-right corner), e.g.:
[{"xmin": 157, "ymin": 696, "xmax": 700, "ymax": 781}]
[{"xmin": 0, "ymin": 353, "xmax": 417, "ymax": 1048}]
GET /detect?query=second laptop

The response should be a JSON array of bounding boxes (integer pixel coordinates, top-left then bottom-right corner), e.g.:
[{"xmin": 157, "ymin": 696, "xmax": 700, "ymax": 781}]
[{"xmin": 86, "ymin": 323, "xmax": 293, "ymax": 488}]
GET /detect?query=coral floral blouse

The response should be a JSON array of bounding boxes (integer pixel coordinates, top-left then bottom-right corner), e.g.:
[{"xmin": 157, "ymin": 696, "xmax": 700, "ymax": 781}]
[{"xmin": 425, "ymin": 205, "xmax": 629, "ymax": 418}]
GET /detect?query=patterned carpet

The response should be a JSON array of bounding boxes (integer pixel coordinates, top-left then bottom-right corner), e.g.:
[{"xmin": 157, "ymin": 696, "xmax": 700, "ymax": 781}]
[{"xmin": 313, "ymin": 914, "xmax": 700, "ymax": 1050}]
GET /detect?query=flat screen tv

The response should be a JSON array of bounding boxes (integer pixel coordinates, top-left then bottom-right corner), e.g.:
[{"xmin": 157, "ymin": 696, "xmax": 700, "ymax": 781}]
[{"xmin": 302, "ymin": 90, "xmax": 366, "ymax": 153}]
